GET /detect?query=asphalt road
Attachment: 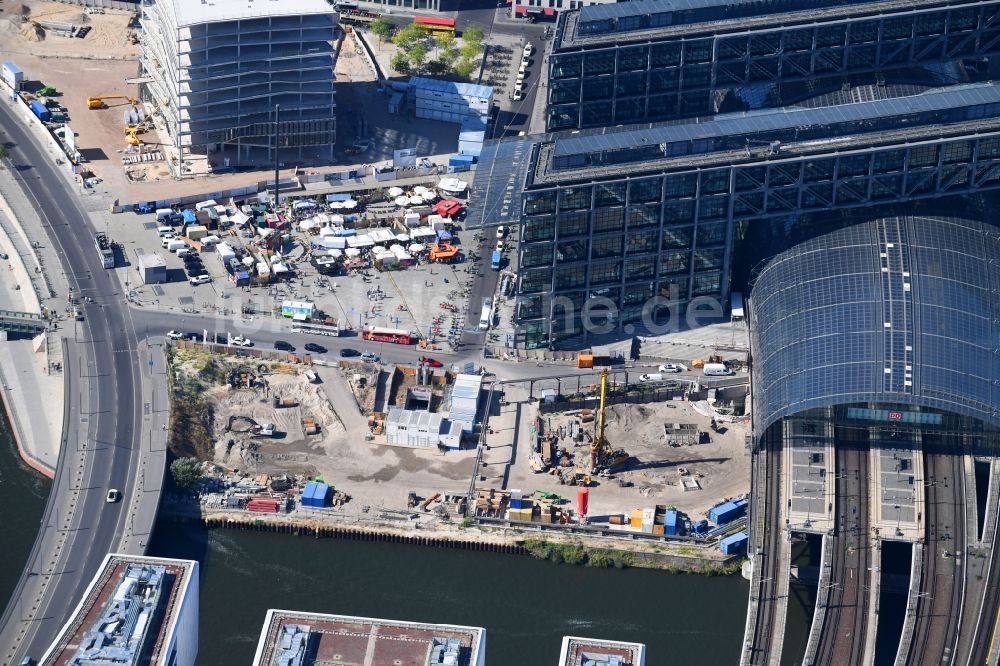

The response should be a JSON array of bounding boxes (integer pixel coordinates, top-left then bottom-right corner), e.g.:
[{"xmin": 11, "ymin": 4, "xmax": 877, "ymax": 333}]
[{"xmin": 0, "ymin": 100, "xmax": 144, "ymax": 663}]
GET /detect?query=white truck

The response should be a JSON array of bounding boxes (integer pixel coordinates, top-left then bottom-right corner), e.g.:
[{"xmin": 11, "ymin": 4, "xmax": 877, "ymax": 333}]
[{"xmin": 703, "ymin": 363, "xmax": 734, "ymax": 376}]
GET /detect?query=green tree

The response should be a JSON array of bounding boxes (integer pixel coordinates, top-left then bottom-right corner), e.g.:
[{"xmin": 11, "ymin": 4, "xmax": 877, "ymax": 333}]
[
  {"xmin": 459, "ymin": 41, "xmax": 480, "ymax": 61},
  {"xmin": 390, "ymin": 52, "xmax": 410, "ymax": 73},
  {"xmin": 436, "ymin": 34, "xmax": 455, "ymax": 55},
  {"xmin": 408, "ymin": 42, "xmax": 428, "ymax": 72},
  {"xmin": 369, "ymin": 16, "xmax": 394, "ymax": 42},
  {"xmin": 170, "ymin": 457, "xmax": 203, "ymax": 490},
  {"xmin": 426, "ymin": 59, "xmax": 448, "ymax": 76},
  {"xmin": 392, "ymin": 23, "xmax": 428, "ymax": 48},
  {"xmin": 454, "ymin": 57, "xmax": 478, "ymax": 80},
  {"xmin": 461, "ymin": 25, "xmax": 484, "ymax": 45}
]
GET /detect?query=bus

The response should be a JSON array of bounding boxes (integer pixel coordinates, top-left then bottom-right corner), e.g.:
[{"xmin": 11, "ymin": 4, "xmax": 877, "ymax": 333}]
[
  {"xmin": 361, "ymin": 325, "xmax": 413, "ymax": 345},
  {"xmin": 479, "ymin": 298, "xmax": 493, "ymax": 331},
  {"xmin": 413, "ymin": 16, "xmax": 456, "ymax": 37},
  {"xmin": 290, "ymin": 321, "xmax": 341, "ymax": 337}
]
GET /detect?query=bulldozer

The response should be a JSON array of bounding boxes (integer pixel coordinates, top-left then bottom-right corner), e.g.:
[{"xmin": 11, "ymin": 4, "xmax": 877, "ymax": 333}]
[
  {"xmin": 87, "ymin": 94, "xmax": 139, "ymax": 110},
  {"xmin": 590, "ymin": 368, "xmax": 631, "ymax": 473}
]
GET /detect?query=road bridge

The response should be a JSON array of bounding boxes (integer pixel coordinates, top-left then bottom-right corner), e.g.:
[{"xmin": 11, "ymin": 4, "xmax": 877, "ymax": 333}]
[{"xmin": 0, "ymin": 308, "xmax": 45, "ymax": 334}]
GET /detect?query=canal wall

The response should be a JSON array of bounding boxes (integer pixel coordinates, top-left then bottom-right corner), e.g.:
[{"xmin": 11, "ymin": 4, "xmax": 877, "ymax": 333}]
[{"xmin": 160, "ymin": 507, "xmax": 739, "ymax": 572}]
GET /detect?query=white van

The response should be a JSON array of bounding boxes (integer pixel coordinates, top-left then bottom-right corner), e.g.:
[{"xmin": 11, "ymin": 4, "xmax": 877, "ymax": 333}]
[
  {"xmin": 195, "ymin": 199, "xmax": 218, "ymax": 212},
  {"xmin": 201, "ymin": 235, "xmax": 220, "ymax": 248},
  {"xmin": 156, "ymin": 226, "xmax": 174, "ymax": 237},
  {"xmin": 155, "ymin": 208, "xmax": 173, "ymax": 222},
  {"xmin": 639, "ymin": 373, "xmax": 663, "ymax": 383},
  {"xmin": 703, "ymin": 363, "xmax": 734, "ymax": 376},
  {"xmin": 166, "ymin": 240, "xmax": 187, "ymax": 253},
  {"xmin": 175, "ymin": 247, "xmax": 193, "ymax": 258},
  {"xmin": 160, "ymin": 235, "xmax": 176, "ymax": 248}
]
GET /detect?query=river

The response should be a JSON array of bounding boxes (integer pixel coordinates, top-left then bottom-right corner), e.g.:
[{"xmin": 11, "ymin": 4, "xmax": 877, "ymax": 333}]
[{"xmin": 0, "ymin": 404, "xmax": 753, "ymax": 665}]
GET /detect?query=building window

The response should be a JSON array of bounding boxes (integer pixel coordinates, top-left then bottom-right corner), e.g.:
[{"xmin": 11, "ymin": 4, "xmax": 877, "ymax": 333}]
[
  {"xmin": 550, "ymin": 54, "xmax": 582, "ymax": 79},
  {"xmin": 649, "ymin": 68, "xmax": 679, "ymax": 92},
  {"xmin": 583, "ymin": 50, "xmax": 615, "ymax": 76},
  {"xmin": 559, "ymin": 186, "xmax": 592, "ymax": 210},
  {"xmin": 581, "ymin": 76, "xmax": 614, "ymax": 101},
  {"xmin": 557, "ymin": 239, "xmax": 589, "ymax": 262},
  {"xmin": 520, "ymin": 267, "xmax": 551, "ymax": 293},
  {"xmin": 626, "ymin": 256, "xmax": 656, "ymax": 280},
  {"xmin": 593, "ymin": 207, "xmax": 625, "ymax": 233},
  {"xmin": 524, "ymin": 215, "xmax": 555, "ymax": 242},
  {"xmin": 626, "ymin": 228, "xmax": 659, "ymax": 254},
  {"xmin": 592, "ymin": 235, "xmax": 624, "ymax": 259},
  {"xmin": 628, "ymin": 204, "xmax": 661, "ymax": 228},
  {"xmin": 660, "ymin": 250, "xmax": 689, "ymax": 275},
  {"xmin": 591, "ymin": 260, "xmax": 622, "ymax": 286},
  {"xmin": 614, "ymin": 97, "xmax": 646, "ymax": 123},
  {"xmin": 615, "ymin": 72, "xmax": 646, "ymax": 97},
  {"xmin": 617, "ymin": 45, "xmax": 648, "ymax": 71},
  {"xmin": 555, "ymin": 263, "xmax": 588, "ymax": 290},
  {"xmin": 662, "ymin": 225, "xmax": 693, "ymax": 249},
  {"xmin": 692, "ymin": 272, "xmax": 721, "ymax": 296},
  {"xmin": 549, "ymin": 79, "xmax": 580, "ymax": 104},
  {"xmin": 594, "ymin": 182, "xmax": 626, "ymax": 207},
  {"xmin": 524, "ymin": 191, "xmax": 556, "ymax": 215},
  {"xmin": 558, "ymin": 210, "xmax": 590, "ymax": 237},
  {"xmin": 694, "ymin": 248, "xmax": 725, "ymax": 270},
  {"xmin": 698, "ymin": 195, "xmax": 728, "ymax": 220},
  {"xmin": 696, "ymin": 221, "xmax": 727, "ymax": 246},
  {"xmin": 650, "ymin": 42, "xmax": 682, "ymax": 67},
  {"xmin": 663, "ymin": 199, "xmax": 695, "ymax": 223},
  {"xmin": 629, "ymin": 178, "xmax": 663, "ymax": 203},
  {"xmin": 581, "ymin": 100, "xmax": 613, "ymax": 126},
  {"xmin": 683, "ymin": 39, "xmax": 713, "ymax": 63},
  {"xmin": 699, "ymin": 170, "xmax": 729, "ymax": 195},
  {"xmin": 522, "ymin": 244, "xmax": 553, "ymax": 268}
]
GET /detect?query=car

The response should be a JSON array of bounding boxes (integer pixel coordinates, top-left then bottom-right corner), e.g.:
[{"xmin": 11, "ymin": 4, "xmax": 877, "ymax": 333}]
[
  {"xmin": 273, "ymin": 340, "xmax": 295, "ymax": 352},
  {"xmin": 346, "ymin": 140, "xmax": 371, "ymax": 156},
  {"xmin": 360, "ymin": 351, "xmax": 379, "ymax": 362},
  {"xmin": 523, "ymin": 43, "xmax": 533, "ymax": 56},
  {"xmin": 496, "ymin": 225, "xmax": 506, "ymax": 239},
  {"xmin": 495, "ymin": 240, "xmax": 504, "ymax": 253},
  {"xmin": 231, "ymin": 335, "xmax": 252, "ymax": 347},
  {"xmin": 419, "ymin": 356, "xmax": 443, "ymax": 367},
  {"xmin": 166, "ymin": 330, "xmax": 184, "ymax": 340},
  {"xmin": 106, "ymin": 489, "xmax": 121, "ymax": 503},
  {"xmin": 339, "ymin": 348, "xmax": 360, "ymax": 358},
  {"xmin": 0, "ymin": 252, "xmax": 8, "ymax": 260},
  {"xmin": 183, "ymin": 256, "xmax": 202, "ymax": 265},
  {"xmin": 657, "ymin": 363, "xmax": 683, "ymax": 373},
  {"xmin": 187, "ymin": 269, "xmax": 208, "ymax": 278},
  {"xmin": 189, "ymin": 274, "xmax": 211, "ymax": 285},
  {"xmin": 185, "ymin": 332, "xmax": 201, "ymax": 341},
  {"xmin": 304, "ymin": 343, "xmax": 327, "ymax": 354},
  {"xmin": 512, "ymin": 90, "xmax": 524, "ymax": 101}
]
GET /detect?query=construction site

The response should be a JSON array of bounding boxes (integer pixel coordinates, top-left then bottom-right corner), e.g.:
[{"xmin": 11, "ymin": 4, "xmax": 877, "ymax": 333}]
[{"xmin": 476, "ymin": 369, "xmax": 752, "ymax": 539}]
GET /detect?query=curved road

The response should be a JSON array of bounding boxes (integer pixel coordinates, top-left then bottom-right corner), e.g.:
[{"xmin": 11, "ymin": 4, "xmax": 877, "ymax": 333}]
[{"xmin": 0, "ymin": 100, "xmax": 144, "ymax": 664}]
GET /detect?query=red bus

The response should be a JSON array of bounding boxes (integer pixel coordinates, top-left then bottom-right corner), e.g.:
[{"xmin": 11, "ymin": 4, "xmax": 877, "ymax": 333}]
[
  {"xmin": 413, "ymin": 16, "xmax": 456, "ymax": 37},
  {"xmin": 361, "ymin": 326, "xmax": 413, "ymax": 345}
]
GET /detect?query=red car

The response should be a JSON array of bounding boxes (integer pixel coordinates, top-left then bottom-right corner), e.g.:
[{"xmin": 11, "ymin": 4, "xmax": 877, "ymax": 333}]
[{"xmin": 419, "ymin": 356, "xmax": 443, "ymax": 367}]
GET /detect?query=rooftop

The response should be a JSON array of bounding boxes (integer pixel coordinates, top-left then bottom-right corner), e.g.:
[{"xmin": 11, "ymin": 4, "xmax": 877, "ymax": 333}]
[
  {"xmin": 559, "ymin": 636, "xmax": 647, "ymax": 666},
  {"xmin": 556, "ymin": 0, "xmax": 964, "ymax": 49},
  {"xmin": 252, "ymin": 610, "xmax": 485, "ymax": 666},
  {"xmin": 409, "ymin": 76, "xmax": 493, "ymax": 101},
  {"xmin": 165, "ymin": 0, "xmax": 335, "ymax": 28},
  {"xmin": 39, "ymin": 554, "xmax": 198, "ymax": 666}
]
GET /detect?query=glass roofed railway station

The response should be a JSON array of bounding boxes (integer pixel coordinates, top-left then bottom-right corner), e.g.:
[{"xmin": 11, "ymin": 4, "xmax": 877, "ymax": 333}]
[
  {"xmin": 468, "ymin": 82, "xmax": 1000, "ymax": 349},
  {"xmin": 546, "ymin": 0, "xmax": 1000, "ymax": 130}
]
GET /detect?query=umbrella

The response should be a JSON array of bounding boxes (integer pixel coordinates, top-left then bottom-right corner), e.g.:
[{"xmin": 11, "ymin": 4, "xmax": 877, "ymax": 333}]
[
  {"xmin": 345, "ymin": 248, "xmax": 361, "ymax": 257},
  {"xmin": 408, "ymin": 243, "xmax": 425, "ymax": 253},
  {"xmin": 414, "ymin": 186, "xmax": 430, "ymax": 195},
  {"xmin": 394, "ymin": 196, "xmax": 409, "ymax": 207},
  {"xmin": 409, "ymin": 196, "xmax": 424, "ymax": 205},
  {"xmin": 388, "ymin": 186, "xmax": 404, "ymax": 197},
  {"xmin": 396, "ymin": 234, "xmax": 410, "ymax": 243},
  {"xmin": 329, "ymin": 201, "xmax": 343, "ymax": 210},
  {"xmin": 342, "ymin": 199, "xmax": 357, "ymax": 209}
]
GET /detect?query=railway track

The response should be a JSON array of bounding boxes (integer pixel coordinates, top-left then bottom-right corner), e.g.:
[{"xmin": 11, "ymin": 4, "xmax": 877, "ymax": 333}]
[
  {"xmin": 749, "ymin": 429, "xmax": 783, "ymax": 666},
  {"xmin": 909, "ymin": 451, "xmax": 964, "ymax": 666},
  {"xmin": 814, "ymin": 435, "xmax": 871, "ymax": 666}
]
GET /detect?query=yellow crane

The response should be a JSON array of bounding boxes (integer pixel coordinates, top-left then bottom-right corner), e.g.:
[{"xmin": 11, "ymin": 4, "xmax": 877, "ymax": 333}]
[
  {"xmin": 589, "ymin": 368, "xmax": 630, "ymax": 473},
  {"xmin": 87, "ymin": 95, "xmax": 139, "ymax": 110}
]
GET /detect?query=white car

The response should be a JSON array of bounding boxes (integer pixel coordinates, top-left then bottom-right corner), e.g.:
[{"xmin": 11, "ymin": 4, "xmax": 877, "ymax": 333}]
[
  {"xmin": 496, "ymin": 225, "xmax": 506, "ymax": 239},
  {"xmin": 523, "ymin": 43, "xmax": 533, "ymax": 57},
  {"xmin": 106, "ymin": 489, "xmax": 121, "ymax": 503},
  {"xmin": 360, "ymin": 351, "xmax": 379, "ymax": 362},
  {"xmin": 658, "ymin": 363, "xmax": 683, "ymax": 373},
  {"xmin": 495, "ymin": 240, "xmax": 504, "ymax": 253},
  {"xmin": 231, "ymin": 335, "xmax": 252, "ymax": 347},
  {"xmin": 513, "ymin": 90, "xmax": 524, "ymax": 102},
  {"xmin": 166, "ymin": 330, "xmax": 183, "ymax": 340},
  {"xmin": 189, "ymin": 274, "xmax": 211, "ymax": 285}
]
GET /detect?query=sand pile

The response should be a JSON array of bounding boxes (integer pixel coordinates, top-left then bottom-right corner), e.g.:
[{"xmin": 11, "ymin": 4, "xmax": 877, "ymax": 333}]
[{"xmin": 19, "ymin": 20, "xmax": 44, "ymax": 42}]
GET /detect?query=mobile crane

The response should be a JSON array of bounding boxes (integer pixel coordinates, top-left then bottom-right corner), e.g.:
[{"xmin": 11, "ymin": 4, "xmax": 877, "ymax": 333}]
[
  {"xmin": 590, "ymin": 368, "xmax": 630, "ymax": 474},
  {"xmin": 86, "ymin": 95, "xmax": 139, "ymax": 110}
]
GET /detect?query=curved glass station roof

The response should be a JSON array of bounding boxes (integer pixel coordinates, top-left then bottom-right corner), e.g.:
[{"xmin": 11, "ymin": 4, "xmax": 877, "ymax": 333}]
[{"xmin": 750, "ymin": 216, "xmax": 1000, "ymax": 437}]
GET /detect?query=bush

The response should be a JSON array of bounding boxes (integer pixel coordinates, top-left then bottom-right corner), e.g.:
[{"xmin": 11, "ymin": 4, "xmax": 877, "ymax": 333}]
[
  {"xmin": 454, "ymin": 57, "xmax": 477, "ymax": 80},
  {"xmin": 370, "ymin": 16, "xmax": 394, "ymax": 41},
  {"xmin": 390, "ymin": 52, "xmax": 410, "ymax": 74},
  {"xmin": 170, "ymin": 457, "xmax": 203, "ymax": 490}
]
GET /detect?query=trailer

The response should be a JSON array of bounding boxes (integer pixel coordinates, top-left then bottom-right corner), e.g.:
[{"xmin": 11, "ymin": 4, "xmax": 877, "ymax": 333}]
[{"xmin": 94, "ymin": 232, "xmax": 115, "ymax": 268}]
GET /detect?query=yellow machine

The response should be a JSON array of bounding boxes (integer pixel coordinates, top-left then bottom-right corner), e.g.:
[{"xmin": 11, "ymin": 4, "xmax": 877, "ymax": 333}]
[
  {"xmin": 87, "ymin": 95, "xmax": 139, "ymax": 110},
  {"xmin": 590, "ymin": 368, "xmax": 630, "ymax": 472}
]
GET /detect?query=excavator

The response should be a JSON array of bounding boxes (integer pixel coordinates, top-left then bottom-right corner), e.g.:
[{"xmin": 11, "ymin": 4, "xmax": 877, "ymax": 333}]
[
  {"xmin": 590, "ymin": 368, "xmax": 631, "ymax": 474},
  {"xmin": 87, "ymin": 95, "xmax": 139, "ymax": 110}
]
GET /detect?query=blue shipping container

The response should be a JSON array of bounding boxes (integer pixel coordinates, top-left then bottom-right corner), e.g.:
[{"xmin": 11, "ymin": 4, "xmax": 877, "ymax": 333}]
[
  {"xmin": 665, "ymin": 510, "xmax": 678, "ymax": 536},
  {"xmin": 710, "ymin": 498, "xmax": 748, "ymax": 525},
  {"xmin": 301, "ymin": 481, "xmax": 317, "ymax": 507},
  {"xmin": 692, "ymin": 520, "xmax": 709, "ymax": 534},
  {"xmin": 510, "ymin": 498, "xmax": 523, "ymax": 509},
  {"xmin": 312, "ymin": 483, "xmax": 329, "ymax": 507},
  {"xmin": 30, "ymin": 100, "xmax": 50, "ymax": 122},
  {"xmin": 449, "ymin": 154, "xmax": 476, "ymax": 167},
  {"xmin": 720, "ymin": 532, "xmax": 748, "ymax": 555}
]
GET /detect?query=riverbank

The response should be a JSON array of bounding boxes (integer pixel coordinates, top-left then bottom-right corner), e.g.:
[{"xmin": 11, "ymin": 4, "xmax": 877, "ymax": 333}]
[{"xmin": 160, "ymin": 503, "xmax": 739, "ymax": 573}]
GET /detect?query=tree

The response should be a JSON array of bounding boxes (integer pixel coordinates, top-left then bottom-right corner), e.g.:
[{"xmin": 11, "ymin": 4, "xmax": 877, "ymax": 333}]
[
  {"xmin": 426, "ymin": 59, "xmax": 448, "ymax": 76},
  {"xmin": 454, "ymin": 57, "xmax": 478, "ymax": 80},
  {"xmin": 0, "ymin": 145, "xmax": 8, "ymax": 162},
  {"xmin": 369, "ymin": 16, "xmax": 394, "ymax": 42},
  {"xmin": 170, "ymin": 457, "xmax": 203, "ymax": 490},
  {"xmin": 390, "ymin": 52, "xmax": 410, "ymax": 74},
  {"xmin": 461, "ymin": 25, "xmax": 484, "ymax": 46},
  {"xmin": 408, "ymin": 42, "xmax": 428, "ymax": 72},
  {"xmin": 435, "ymin": 34, "xmax": 455, "ymax": 55}
]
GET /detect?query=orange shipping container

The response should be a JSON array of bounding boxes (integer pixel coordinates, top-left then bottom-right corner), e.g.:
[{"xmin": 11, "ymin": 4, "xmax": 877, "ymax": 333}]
[
  {"xmin": 577, "ymin": 353, "xmax": 594, "ymax": 368},
  {"xmin": 630, "ymin": 509, "xmax": 643, "ymax": 529}
]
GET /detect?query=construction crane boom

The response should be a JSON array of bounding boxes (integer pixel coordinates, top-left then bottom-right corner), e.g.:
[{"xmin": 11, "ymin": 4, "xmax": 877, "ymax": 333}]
[
  {"xmin": 87, "ymin": 95, "xmax": 139, "ymax": 110},
  {"xmin": 589, "ymin": 368, "xmax": 630, "ymax": 474}
]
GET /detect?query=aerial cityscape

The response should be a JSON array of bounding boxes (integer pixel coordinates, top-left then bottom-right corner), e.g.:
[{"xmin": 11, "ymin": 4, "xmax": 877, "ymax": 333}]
[{"xmin": 0, "ymin": 0, "xmax": 997, "ymax": 664}]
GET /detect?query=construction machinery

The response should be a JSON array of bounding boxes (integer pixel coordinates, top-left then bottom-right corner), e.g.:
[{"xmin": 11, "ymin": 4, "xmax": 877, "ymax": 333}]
[
  {"xmin": 87, "ymin": 94, "xmax": 138, "ymax": 110},
  {"xmin": 124, "ymin": 125, "xmax": 143, "ymax": 146},
  {"xmin": 591, "ymin": 368, "xmax": 631, "ymax": 473}
]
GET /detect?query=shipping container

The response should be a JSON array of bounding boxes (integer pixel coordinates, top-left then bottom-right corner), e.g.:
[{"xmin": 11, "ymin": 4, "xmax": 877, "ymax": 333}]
[
  {"xmin": 692, "ymin": 519, "xmax": 709, "ymax": 534},
  {"xmin": 29, "ymin": 100, "xmax": 50, "ymax": 122},
  {"xmin": 665, "ymin": 510, "xmax": 678, "ymax": 536},
  {"xmin": 709, "ymin": 498, "xmax": 748, "ymax": 525},
  {"xmin": 720, "ymin": 532, "xmax": 749, "ymax": 555},
  {"xmin": 629, "ymin": 509, "xmax": 643, "ymax": 529}
]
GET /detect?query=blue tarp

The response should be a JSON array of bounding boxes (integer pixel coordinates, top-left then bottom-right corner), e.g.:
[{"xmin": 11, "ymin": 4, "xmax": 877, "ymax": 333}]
[
  {"xmin": 335, "ymin": 229, "xmax": 357, "ymax": 237},
  {"xmin": 182, "ymin": 209, "xmax": 197, "ymax": 223},
  {"xmin": 437, "ymin": 230, "xmax": 453, "ymax": 239}
]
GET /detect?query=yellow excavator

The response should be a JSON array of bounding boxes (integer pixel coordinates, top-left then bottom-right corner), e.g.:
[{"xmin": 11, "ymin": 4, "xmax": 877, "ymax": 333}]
[
  {"xmin": 87, "ymin": 95, "xmax": 139, "ymax": 110},
  {"xmin": 590, "ymin": 368, "xmax": 630, "ymax": 473}
]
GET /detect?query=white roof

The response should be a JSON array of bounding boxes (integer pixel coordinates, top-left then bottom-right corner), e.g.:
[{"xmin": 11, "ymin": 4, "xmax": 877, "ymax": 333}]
[{"xmin": 168, "ymin": 0, "xmax": 335, "ymax": 27}]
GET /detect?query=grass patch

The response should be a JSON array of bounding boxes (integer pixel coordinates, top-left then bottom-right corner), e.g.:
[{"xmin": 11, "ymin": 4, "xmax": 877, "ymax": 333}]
[{"xmin": 522, "ymin": 538, "xmax": 633, "ymax": 569}]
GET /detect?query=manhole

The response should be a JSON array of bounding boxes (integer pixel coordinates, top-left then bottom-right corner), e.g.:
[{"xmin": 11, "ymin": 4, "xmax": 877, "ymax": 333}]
[
  {"xmin": 142, "ymin": 222, "xmax": 157, "ymax": 230},
  {"xmin": 152, "ymin": 286, "xmax": 165, "ymax": 296},
  {"xmin": 178, "ymin": 296, "xmax": 194, "ymax": 305}
]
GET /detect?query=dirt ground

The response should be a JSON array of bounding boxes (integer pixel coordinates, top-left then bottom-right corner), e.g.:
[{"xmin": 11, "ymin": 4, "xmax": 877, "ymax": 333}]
[
  {"xmin": 1, "ymin": 1, "xmax": 138, "ymax": 59},
  {"xmin": 493, "ymin": 389, "xmax": 752, "ymax": 523}
]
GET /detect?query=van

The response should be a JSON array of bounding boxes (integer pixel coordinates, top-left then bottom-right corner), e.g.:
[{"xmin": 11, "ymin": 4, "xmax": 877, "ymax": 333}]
[
  {"xmin": 156, "ymin": 226, "xmax": 173, "ymax": 237},
  {"xmin": 201, "ymin": 235, "xmax": 220, "ymax": 248},
  {"xmin": 155, "ymin": 208, "xmax": 173, "ymax": 222},
  {"xmin": 175, "ymin": 247, "xmax": 193, "ymax": 258},
  {"xmin": 639, "ymin": 373, "xmax": 663, "ymax": 383},
  {"xmin": 521, "ymin": 55, "xmax": 530, "ymax": 68},
  {"xmin": 166, "ymin": 240, "xmax": 186, "ymax": 253},
  {"xmin": 703, "ymin": 363, "xmax": 734, "ymax": 376},
  {"xmin": 514, "ymin": 81, "xmax": 524, "ymax": 93},
  {"xmin": 518, "ymin": 63, "xmax": 526, "ymax": 76},
  {"xmin": 195, "ymin": 199, "xmax": 218, "ymax": 212},
  {"xmin": 160, "ymin": 235, "xmax": 176, "ymax": 248}
]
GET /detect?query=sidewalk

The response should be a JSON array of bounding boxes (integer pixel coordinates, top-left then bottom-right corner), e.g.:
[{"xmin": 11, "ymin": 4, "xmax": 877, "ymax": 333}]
[{"xmin": 0, "ymin": 338, "xmax": 62, "ymax": 477}]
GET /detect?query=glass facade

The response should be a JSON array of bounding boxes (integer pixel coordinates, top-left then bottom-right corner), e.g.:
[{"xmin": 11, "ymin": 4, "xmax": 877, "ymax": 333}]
[
  {"xmin": 515, "ymin": 131, "xmax": 1000, "ymax": 348},
  {"xmin": 547, "ymin": 0, "xmax": 1000, "ymax": 130},
  {"xmin": 750, "ymin": 216, "xmax": 1000, "ymax": 437}
]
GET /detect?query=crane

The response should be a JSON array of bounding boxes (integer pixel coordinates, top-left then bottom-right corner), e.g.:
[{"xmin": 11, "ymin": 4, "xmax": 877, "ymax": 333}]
[
  {"xmin": 87, "ymin": 95, "xmax": 139, "ymax": 110},
  {"xmin": 589, "ymin": 368, "xmax": 630, "ymax": 473}
]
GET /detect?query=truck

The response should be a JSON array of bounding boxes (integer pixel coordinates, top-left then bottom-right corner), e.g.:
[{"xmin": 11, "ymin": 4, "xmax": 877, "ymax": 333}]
[
  {"xmin": 491, "ymin": 250, "xmax": 502, "ymax": 270},
  {"xmin": 94, "ymin": 232, "xmax": 115, "ymax": 268}
]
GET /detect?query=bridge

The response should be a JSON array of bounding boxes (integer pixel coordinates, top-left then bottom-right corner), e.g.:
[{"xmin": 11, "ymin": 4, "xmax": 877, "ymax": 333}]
[{"xmin": 0, "ymin": 308, "xmax": 45, "ymax": 334}]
